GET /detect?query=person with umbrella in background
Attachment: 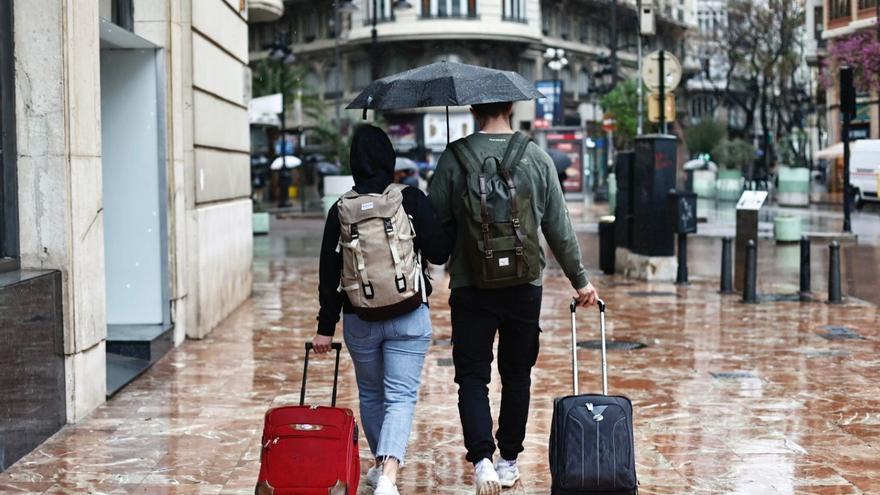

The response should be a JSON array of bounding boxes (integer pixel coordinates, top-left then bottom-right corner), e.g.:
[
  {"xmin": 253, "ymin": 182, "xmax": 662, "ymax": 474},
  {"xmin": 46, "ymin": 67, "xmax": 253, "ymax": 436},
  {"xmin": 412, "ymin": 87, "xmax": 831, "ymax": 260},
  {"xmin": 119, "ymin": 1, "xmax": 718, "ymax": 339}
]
[{"xmin": 429, "ymin": 101, "xmax": 598, "ymax": 494}]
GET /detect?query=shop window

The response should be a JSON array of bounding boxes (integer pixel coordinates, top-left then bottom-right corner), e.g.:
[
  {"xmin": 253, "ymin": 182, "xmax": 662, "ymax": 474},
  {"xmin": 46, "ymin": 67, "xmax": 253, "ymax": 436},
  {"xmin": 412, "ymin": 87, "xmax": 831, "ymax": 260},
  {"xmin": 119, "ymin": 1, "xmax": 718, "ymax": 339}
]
[{"xmin": 0, "ymin": 0, "xmax": 18, "ymax": 272}]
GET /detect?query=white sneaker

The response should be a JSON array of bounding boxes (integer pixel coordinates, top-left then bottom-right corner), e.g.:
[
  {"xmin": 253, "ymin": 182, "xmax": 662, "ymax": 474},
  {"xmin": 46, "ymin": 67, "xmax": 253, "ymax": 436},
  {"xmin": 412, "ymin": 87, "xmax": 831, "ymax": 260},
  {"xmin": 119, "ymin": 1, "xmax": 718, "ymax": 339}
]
[
  {"xmin": 474, "ymin": 458, "xmax": 502, "ymax": 495},
  {"xmin": 364, "ymin": 465, "xmax": 382, "ymax": 488},
  {"xmin": 495, "ymin": 458, "xmax": 520, "ymax": 488},
  {"xmin": 374, "ymin": 475, "xmax": 399, "ymax": 495}
]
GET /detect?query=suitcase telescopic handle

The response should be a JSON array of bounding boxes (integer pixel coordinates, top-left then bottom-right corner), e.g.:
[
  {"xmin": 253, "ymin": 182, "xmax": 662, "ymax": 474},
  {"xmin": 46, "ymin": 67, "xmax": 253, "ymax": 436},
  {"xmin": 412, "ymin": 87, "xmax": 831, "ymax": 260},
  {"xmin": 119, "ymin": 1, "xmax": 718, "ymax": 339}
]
[
  {"xmin": 569, "ymin": 298, "xmax": 607, "ymax": 396},
  {"xmin": 301, "ymin": 342, "xmax": 343, "ymax": 407}
]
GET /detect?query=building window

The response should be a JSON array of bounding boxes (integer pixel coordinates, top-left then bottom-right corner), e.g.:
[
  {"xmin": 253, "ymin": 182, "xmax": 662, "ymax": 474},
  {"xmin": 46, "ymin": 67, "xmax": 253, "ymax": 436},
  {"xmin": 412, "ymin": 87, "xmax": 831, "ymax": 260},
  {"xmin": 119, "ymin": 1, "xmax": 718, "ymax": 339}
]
[
  {"xmin": 518, "ymin": 58, "xmax": 536, "ymax": 81},
  {"xmin": 858, "ymin": 0, "xmax": 877, "ymax": 10},
  {"xmin": 577, "ymin": 68, "xmax": 590, "ymax": 97},
  {"xmin": 421, "ymin": 0, "xmax": 477, "ymax": 18},
  {"xmin": 561, "ymin": 67, "xmax": 573, "ymax": 93},
  {"xmin": 324, "ymin": 65, "xmax": 342, "ymax": 99},
  {"xmin": 503, "ymin": 0, "xmax": 527, "ymax": 22},
  {"xmin": 304, "ymin": 70, "xmax": 320, "ymax": 96},
  {"xmin": 304, "ymin": 10, "xmax": 319, "ymax": 41},
  {"xmin": 365, "ymin": 0, "xmax": 397, "ymax": 24},
  {"xmin": 828, "ymin": 0, "xmax": 851, "ymax": 20},
  {"xmin": 1, "ymin": 0, "xmax": 18, "ymax": 272},
  {"xmin": 351, "ymin": 61, "xmax": 371, "ymax": 91},
  {"xmin": 541, "ymin": 1, "xmax": 551, "ymax": 33}
]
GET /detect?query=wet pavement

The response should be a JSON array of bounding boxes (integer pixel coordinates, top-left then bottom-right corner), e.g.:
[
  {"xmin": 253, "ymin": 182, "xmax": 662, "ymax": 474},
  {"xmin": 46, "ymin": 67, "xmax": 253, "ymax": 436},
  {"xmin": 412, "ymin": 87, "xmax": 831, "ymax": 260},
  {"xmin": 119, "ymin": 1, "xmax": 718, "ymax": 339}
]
[{"xmin": 2, "ymin": 217, "xmax": 880, "ymax": 494}]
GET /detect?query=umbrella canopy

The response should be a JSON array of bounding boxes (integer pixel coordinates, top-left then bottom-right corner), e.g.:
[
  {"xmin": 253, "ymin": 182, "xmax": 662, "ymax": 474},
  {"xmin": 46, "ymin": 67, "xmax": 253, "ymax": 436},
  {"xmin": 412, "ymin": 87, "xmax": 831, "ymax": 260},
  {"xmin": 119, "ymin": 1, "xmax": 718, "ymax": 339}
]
[
  {"xmin": 547, "ymin": 149, "xmax": 572, "ymax": 174},
  {"xmin": 269, "ymin": 155, "xmax": 302, "ymax": 170},
  {"xmin": 347, "ymin": 61, "xmax": 544, "ymax": 112},
  {"xmin": 395, "ymin": 157, "xmax": 419, "ymax": 173}
]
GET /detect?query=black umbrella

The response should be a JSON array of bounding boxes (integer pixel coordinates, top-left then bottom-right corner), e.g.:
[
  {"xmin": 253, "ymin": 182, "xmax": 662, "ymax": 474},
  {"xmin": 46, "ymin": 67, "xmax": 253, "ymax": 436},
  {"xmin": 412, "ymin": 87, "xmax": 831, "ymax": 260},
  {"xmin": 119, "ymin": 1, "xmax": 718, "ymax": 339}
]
[{"xmin": 347, "ymin": 61, "xmax": 543, "ymax": 143}]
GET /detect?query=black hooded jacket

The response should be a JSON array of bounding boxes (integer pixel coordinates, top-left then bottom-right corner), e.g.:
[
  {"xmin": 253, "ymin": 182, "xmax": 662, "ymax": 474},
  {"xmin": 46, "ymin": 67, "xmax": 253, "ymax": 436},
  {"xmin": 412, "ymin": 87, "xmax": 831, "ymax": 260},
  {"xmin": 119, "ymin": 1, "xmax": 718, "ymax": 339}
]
[{"xmin": 317, "ymin": 125, "xmax": 452, "ymax": 336}]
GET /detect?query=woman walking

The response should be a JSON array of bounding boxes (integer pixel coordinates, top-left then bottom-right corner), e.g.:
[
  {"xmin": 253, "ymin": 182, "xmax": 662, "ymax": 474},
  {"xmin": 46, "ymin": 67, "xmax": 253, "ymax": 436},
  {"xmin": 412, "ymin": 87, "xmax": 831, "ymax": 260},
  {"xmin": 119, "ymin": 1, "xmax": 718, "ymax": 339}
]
[{"xmin": 312, "ymin": 125, "xmax": 451, "ymax": 495}]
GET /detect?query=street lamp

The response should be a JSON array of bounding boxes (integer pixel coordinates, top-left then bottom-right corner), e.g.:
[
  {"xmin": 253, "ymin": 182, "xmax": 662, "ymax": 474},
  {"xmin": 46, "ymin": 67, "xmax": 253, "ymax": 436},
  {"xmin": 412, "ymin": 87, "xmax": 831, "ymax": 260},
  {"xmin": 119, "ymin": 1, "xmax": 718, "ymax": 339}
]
[
  {"xmin": 267, "ymin": 33, "xmax": 298, "ymax": 209},
  {"xmin": 543, "ymin": 47, "xmax": 567, "ymax": 127}
]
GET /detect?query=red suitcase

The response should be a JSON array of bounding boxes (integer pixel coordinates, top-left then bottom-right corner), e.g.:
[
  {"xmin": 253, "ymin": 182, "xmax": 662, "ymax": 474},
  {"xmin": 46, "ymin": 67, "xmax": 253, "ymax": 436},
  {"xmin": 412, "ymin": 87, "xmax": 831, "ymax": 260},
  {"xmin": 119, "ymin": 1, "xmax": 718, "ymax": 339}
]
[{"xmin": 256, "ymin": 343, "xmax": 360, "ymax": 495}]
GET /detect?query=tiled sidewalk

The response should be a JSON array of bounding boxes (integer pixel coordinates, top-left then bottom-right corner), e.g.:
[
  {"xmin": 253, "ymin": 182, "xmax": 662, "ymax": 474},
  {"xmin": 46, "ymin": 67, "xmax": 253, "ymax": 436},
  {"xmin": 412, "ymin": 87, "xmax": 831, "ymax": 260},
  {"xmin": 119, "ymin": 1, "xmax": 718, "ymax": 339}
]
[{"xmin": 1, "ymin": 222, "xmax": 879, "ymax": 494}]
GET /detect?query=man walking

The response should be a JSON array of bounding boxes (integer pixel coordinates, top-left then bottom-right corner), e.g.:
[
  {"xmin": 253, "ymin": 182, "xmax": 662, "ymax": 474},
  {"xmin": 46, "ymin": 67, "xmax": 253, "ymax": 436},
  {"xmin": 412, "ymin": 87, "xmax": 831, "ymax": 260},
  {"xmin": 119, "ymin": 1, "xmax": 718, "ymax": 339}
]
[{"xmin": 429, "ymin": 101, "xmax": 598, "ymax": 494}]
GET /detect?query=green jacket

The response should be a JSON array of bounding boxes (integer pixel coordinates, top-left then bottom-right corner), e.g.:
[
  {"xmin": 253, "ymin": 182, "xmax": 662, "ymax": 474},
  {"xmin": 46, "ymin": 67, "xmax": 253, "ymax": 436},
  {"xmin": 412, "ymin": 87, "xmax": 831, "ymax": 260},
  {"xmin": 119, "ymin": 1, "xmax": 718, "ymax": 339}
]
[{"xmin": 429, "ymin": 132, "xmax": 589, "ymax": 290}]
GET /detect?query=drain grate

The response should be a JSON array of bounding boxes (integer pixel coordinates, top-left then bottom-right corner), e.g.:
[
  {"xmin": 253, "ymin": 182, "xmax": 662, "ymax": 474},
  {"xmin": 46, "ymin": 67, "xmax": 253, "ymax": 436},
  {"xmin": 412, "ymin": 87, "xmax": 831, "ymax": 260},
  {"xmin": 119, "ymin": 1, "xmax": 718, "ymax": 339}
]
[
  {"xmin": 817, "ymin": 326, "xmax": 865, "ymax": 340},
  {"xmin": 628, "ymin": 291, "xmax": 676, "ymax": 298},
  {"xmin": 436, "ymin": 358, "xmax": 454, "ymax": 367},
  {"xmin": 710, "ymin": 371, "xmax": 757, "ymax": 379},
  {"xmin": 432, "ymin": 338, "xmax": 452, "ymax": 346},
  {"xmin": 578, "ymin": 340, "xmax": 648, "ymax": 351}
]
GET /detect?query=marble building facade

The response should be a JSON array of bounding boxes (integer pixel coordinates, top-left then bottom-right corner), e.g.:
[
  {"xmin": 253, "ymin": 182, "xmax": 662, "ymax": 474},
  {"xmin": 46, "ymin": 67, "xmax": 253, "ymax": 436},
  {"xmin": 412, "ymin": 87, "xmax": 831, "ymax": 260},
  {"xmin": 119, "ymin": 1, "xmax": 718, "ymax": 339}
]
[{"xmin": 0, "ymin": 0, "xmax": 253, "ymax": 471}]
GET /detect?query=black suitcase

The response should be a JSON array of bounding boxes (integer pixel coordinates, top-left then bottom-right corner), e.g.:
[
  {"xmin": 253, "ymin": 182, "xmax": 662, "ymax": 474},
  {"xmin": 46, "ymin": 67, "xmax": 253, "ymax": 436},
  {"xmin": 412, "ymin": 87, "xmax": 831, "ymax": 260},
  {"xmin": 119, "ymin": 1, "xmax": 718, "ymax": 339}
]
[{"xmin": 549, "ymin": 299, "xmax": 638, "ymax": 495}]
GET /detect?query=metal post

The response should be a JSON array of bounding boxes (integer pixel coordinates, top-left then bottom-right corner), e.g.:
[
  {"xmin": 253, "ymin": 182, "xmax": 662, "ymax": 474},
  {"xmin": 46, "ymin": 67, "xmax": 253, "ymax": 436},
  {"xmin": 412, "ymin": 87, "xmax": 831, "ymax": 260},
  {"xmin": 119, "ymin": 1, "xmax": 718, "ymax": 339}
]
[
  {"xmin": 720, "ymin": 236, "xmax": 733, "ymax": 294},
  {"xmin": 658, "ymin": 49, "xmax": 665, "ymax": 134},
  {"xmin": 370, "ymin": 0, "xmax": 379, "ymax": 81},
  {"xmin": 610, "ymin": 0, "xmax": 618, "ymax": 85},
  {"xmin": 842, "ymin": 100, "xmax": 852, "ymax": 233},
  {"xmin": 799, "ymin": 235, "xmax": 811, "ymax": 300},
  {"xmin": 743, "ymin": 239, "xmax": 757, "ymax": 303},
  {"xmin": 675, "ymin": 233, "xmax": 688, "ymax": 285},
  {"xmin": 277, "ymin": 44, "xmax": 292, "ymax": 209},
  {"xmin": 828, "ymin": 241, "xmax": 842, "ymax": 304},
  {"xmin": 636, "ymin": 0, "xmax": 643, "ymax": 135}
]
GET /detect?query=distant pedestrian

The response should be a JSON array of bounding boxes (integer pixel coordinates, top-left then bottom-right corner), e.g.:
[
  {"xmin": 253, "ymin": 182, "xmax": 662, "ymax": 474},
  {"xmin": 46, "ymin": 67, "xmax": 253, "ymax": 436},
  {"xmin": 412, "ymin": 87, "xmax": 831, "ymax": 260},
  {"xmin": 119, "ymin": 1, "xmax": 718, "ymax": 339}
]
[
  {"xmin": 429, "ymin": 101, "xmax": 598, "ymax": 494},
  {"xmin": 313, "ymin": 125, "xmax": 452, "ymax": 495}
]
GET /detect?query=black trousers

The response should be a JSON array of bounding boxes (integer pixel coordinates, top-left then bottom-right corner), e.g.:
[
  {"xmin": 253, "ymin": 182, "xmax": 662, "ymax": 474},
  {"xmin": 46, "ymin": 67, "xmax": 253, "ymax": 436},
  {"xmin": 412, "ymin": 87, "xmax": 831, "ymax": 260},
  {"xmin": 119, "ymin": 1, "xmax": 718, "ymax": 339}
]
[{"xmin": 450, "ymin": 284, "xmax": 542, "ymax": 464}]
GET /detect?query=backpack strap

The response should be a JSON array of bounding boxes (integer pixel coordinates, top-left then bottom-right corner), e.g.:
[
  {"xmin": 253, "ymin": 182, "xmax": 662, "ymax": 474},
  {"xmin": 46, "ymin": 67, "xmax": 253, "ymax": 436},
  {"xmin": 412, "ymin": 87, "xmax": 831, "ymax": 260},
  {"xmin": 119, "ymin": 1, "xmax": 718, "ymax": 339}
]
[
  {"xmin": 498, "ymin": 132, "xmax": 531, "ymax": 265},
  {"xmin": 449, "ymin": 139, "xmax": 483, "ymax": 176}
]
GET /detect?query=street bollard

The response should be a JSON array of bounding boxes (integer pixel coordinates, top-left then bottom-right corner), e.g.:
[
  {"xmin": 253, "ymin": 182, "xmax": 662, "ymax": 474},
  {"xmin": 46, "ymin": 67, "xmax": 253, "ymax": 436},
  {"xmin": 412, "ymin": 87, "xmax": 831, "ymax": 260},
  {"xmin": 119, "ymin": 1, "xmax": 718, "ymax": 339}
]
[
  {"xmin": 720, "ymin": 237, "xmax": 734, "ymax": 294},
  {"xmin": 743, "ymin": 239, "xmax": 758, "ymax": 303},
  {"xmin": 676, "ymin": 233, "xmax": 688, "ymax": 285},
  {"xmin": 828, "ymin": 241, "xmax": 842, "ymax": 304},
  {"xmin": 799, "ymin": 236, "xmax": 811, "ymax": 300}
]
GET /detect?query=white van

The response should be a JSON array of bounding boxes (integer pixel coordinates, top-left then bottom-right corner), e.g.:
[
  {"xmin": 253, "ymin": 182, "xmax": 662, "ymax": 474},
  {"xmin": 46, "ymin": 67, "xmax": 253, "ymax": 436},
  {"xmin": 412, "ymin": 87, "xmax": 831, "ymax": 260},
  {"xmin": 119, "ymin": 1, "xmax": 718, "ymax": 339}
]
[{"xmin": 850, "ymin": 139, "xmax": 880, "ymax": 208}]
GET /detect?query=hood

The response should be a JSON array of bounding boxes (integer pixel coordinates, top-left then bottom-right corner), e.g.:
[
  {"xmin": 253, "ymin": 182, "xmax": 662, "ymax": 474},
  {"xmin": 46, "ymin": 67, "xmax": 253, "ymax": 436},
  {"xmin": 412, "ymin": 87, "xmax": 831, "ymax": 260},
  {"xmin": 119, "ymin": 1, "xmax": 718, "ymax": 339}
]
[{"xmin": 350, "ymin": 125, "xmax": 395, "ymax": 194}]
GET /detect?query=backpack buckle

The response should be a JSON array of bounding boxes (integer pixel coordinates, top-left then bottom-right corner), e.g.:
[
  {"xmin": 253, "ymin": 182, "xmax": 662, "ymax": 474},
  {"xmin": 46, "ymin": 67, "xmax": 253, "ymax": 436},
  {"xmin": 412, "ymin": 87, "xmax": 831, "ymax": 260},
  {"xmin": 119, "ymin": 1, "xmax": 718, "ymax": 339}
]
[
  {"xmin": 481, "ymin": 224, "xmax": 489, "ymax": 233},
  {"xmin": 512, "ymin": 218, "xmax": 521, "ymax": 228},
  {"xmin": 383, "ymin": 218, "xmax": 394, "ymax": 235},
  {"xmin": 350, "ymin": 224, "xmax": 360, "ymax": 240},
  {"xmin": 395, "ymin": 275, "xmax": 407, "ymax": 293},
  {"xmin": 485, "ymin": 249, "xmax": 494, "ymax": 259},
  {"xmin": 515, "ymin": 246, "xmax": 524, "ymax": 256},
  {"xmin": 362, "ymin": 282, "xmax": 375, "ymax": 299}
]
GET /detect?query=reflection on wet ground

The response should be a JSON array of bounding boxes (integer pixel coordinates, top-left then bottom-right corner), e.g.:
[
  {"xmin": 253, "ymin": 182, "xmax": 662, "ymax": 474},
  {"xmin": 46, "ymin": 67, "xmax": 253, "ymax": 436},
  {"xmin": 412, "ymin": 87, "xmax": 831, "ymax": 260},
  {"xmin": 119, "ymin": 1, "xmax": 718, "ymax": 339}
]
[{"xmin": 1, "ymin": 217, "xmax": 879, "ymax": 494}]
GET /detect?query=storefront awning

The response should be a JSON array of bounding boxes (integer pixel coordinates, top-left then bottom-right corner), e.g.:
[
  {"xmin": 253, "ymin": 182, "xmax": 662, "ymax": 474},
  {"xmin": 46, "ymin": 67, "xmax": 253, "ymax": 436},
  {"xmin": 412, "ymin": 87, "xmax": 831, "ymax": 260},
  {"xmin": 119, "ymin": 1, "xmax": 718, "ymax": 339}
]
[{"xmin": 815, "ymin": 142, "xmax": 843, "ymax": 160}]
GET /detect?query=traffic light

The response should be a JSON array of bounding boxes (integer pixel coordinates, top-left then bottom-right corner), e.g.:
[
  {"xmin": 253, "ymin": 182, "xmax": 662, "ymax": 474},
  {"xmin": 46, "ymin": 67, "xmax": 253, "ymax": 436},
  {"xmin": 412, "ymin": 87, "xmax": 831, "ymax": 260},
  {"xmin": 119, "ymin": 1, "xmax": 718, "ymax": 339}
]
[{"xmin": 593, "ymin": 54, "xmax": 614, "ymax": 79}]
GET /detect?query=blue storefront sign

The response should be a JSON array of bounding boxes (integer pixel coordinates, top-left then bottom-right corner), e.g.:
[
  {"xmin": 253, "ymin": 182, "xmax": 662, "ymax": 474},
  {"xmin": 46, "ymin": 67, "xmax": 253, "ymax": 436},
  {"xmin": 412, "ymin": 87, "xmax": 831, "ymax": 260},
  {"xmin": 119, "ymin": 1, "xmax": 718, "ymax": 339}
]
[{"xmin": 535, "ymin": 80, "xmax": 563, "ymax": 129}]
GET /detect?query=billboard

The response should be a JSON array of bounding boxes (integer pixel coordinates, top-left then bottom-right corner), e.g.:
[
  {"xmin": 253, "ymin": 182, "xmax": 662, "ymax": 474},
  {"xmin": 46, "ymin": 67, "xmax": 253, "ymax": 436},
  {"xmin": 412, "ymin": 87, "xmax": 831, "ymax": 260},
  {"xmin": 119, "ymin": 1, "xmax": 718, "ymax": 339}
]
[
  {"xmin": 535, "ymin": 80, "xmax": 563, "ymax": 129},
  {"xmin": 546, "ymin": 129, "xmax": 585, "ymax": 193}
]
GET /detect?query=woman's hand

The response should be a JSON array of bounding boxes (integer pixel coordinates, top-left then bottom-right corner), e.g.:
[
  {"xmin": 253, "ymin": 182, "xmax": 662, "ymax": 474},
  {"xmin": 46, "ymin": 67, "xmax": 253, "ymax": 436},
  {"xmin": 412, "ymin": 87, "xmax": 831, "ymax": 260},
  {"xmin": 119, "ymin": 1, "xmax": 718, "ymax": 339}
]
[{"xmin": 312, "ymin": 334, "xmax": 334, "ymax": 354}]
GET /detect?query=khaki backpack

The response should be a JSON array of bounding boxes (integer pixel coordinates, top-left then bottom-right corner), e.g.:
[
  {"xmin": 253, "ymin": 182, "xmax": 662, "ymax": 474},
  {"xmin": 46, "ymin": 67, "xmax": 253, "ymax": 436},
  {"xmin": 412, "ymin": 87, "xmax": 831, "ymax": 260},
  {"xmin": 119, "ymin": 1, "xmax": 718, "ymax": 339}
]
[{"xmin": 337, "ymin": 183, "xmax": 425, "ymax": 321}]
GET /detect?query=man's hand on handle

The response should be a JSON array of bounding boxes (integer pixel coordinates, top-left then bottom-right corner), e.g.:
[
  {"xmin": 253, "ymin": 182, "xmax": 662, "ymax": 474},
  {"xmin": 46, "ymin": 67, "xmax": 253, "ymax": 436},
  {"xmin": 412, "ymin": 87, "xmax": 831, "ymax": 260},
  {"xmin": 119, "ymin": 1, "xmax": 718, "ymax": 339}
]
[
  {"xmin": 312, "ymin": 334, "xmax": 333, "ymax": 354},
  {"xmin": 575, "ymin": 282, "xmax": 599, "ymax": 308}
]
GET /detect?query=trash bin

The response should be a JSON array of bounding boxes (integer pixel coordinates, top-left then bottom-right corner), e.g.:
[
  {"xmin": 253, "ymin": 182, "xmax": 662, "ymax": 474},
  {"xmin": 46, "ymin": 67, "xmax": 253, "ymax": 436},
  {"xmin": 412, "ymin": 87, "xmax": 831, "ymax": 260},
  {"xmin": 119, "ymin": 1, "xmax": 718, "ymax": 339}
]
[{"xmin": 599, "ymin": 215, "xmax": 616, "ymax": 275}]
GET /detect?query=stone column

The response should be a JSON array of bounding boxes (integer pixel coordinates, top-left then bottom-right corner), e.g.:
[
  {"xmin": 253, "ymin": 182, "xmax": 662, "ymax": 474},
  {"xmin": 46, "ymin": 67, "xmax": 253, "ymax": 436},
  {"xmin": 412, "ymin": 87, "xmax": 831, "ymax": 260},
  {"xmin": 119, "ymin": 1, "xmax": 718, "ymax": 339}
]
[{"xmin": 14, "ymin": 0, "xmax": 107, "ymax": 422}]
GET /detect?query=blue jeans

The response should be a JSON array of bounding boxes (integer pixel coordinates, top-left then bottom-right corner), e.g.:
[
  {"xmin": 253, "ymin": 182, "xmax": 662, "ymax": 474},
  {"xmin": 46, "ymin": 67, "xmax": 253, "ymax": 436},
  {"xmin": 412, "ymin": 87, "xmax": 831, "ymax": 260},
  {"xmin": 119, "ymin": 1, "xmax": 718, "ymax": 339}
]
[{"xmin": 343, "ymin": 304, "xmax": 432, "ymax": 463}]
